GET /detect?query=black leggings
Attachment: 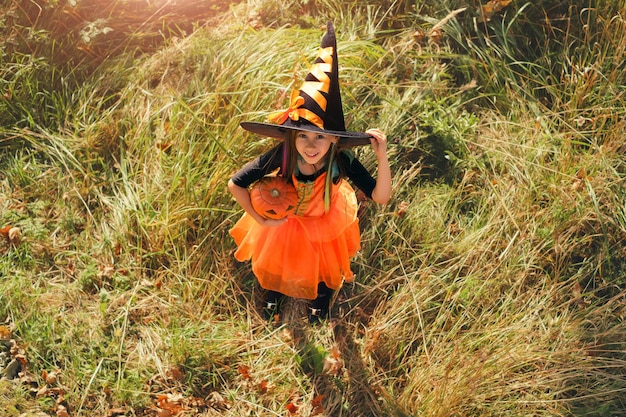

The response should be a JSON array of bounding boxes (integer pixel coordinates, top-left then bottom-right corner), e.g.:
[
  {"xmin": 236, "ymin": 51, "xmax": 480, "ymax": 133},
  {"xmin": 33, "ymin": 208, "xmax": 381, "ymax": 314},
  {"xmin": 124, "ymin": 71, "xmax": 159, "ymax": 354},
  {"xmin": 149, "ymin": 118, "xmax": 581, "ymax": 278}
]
[
  {"xmin": 265, "ymin": 283, "xmax": 330, "ymax": 304},
  {"xmin": 311, "ymin": 282, "xmax": 331, "ymax": 308}
]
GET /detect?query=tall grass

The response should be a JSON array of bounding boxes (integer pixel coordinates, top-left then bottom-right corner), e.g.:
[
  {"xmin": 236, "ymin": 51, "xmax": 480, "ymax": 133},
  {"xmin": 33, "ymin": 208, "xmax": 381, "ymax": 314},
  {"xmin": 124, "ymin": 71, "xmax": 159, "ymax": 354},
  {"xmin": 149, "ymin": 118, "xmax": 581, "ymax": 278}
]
[
  {"xmin": 447, "ymin": 0, "xmax": 626, "ymax": 147},
  {"xmin": 1, "ymin": 0, "xmax": 626, "ymax": 416}
]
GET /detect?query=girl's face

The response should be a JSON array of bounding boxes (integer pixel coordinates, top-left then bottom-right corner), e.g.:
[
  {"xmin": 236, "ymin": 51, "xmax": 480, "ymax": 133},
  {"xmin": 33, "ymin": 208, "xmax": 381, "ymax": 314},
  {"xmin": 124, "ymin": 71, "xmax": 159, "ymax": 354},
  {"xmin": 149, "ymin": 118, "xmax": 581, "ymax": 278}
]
[{"xmin": 295, "ymin": 130, "xmax": 338, "ymax": 166}]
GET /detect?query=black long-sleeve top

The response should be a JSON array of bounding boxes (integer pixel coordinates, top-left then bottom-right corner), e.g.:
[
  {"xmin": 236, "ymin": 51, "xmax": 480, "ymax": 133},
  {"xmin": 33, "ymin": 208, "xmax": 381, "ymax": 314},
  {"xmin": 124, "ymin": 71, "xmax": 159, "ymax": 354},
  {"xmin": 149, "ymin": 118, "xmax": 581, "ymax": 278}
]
[{"xmin": 230, "ymin": 143, "xmax": 377, "ymax": 199}]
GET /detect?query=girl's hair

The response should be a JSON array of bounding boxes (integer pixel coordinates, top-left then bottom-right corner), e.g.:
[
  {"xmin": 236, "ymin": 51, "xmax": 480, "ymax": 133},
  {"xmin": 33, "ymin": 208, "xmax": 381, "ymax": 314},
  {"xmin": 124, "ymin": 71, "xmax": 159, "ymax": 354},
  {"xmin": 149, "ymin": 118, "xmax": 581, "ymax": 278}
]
[{"xmin": 280, "ymin": 130, "xmax": 299, "ymax": 182}]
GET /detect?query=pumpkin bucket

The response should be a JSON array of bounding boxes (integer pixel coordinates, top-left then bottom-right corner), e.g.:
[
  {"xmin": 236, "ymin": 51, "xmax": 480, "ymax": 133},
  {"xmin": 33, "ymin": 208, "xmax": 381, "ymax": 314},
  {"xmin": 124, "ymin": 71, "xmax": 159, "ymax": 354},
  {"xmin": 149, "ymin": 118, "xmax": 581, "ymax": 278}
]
[{"xmin": 250, "ymin": 176, "xmax": 298, "ymax": 220}]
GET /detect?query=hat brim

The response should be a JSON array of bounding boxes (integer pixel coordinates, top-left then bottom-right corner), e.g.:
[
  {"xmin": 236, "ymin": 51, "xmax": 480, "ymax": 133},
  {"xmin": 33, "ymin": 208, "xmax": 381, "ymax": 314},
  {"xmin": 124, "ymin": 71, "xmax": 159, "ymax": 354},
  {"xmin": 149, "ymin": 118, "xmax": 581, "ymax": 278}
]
[{"xmin": 240, "ymin": 121, "xmax": 372, "ymax": 147}]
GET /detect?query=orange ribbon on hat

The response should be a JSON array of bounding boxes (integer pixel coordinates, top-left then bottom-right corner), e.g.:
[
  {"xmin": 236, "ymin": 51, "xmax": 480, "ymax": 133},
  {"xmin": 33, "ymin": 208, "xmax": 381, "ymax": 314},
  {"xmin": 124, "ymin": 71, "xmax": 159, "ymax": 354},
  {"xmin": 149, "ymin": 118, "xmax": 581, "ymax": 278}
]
[{"xmin": 268, "ymin": 90, "xmax": 305, "ymax": 125}]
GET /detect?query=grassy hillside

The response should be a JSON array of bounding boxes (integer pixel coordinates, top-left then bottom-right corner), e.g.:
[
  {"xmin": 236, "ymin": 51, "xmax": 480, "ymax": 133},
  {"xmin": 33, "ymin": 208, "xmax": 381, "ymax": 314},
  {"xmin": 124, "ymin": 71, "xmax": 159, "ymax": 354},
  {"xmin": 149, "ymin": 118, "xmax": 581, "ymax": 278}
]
[{"xmin": 2, "ymin": 0, "xmax": 626, "ymax": 416}]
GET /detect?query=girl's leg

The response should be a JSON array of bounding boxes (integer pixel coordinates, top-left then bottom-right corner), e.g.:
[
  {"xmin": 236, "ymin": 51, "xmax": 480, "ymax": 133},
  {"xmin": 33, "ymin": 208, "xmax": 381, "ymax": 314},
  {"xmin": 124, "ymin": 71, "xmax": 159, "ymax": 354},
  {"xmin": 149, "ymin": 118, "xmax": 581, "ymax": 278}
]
[{"xmin": 308, "ymin": 282, "xmax": 331, "ymax": 324}]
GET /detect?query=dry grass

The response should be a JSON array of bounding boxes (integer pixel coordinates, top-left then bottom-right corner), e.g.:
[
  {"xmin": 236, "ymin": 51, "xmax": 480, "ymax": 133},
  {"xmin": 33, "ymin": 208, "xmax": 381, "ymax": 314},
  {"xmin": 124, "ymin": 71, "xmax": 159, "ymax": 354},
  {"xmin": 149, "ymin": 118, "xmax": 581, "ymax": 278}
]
[{"xmin": 1, "ymin": 1, "xmax": 626, "ymax": 416}]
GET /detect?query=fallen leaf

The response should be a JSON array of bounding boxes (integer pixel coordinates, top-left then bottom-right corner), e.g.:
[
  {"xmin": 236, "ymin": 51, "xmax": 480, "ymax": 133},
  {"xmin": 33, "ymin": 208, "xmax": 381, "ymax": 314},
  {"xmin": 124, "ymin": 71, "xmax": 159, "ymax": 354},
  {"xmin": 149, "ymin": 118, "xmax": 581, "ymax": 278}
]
[
  {"xmin": 323, "ymin": 355, "xmax": 344, "ymax": 376},
  {"xmin": 428, "ymin": 28, "xmax": 443, "ymax": 45},
  {"xmin": 36, "ymin": 385, "xmax": 50, "ymax": 398},
  {"xmin": 481, "ymin": 0, "xmax": 512, "ymax": 22},
  {"xmin": 286, "ymin": 402, "xmax": 298, "ymax": 415},
  {"xmin": 157, "ymin": 393, "xmax": 185, "ymax": 415},
  {"xmin": 258, "ymin": 379, "xmax": 268, "ymax": 394},
  {"xmin": 238, "ymin": 364, "xmax": 251, "ymax": 380},
  {"xmin": 323, "ymin": 346, "xmax": 344, "ymax": 376},
  {"xmin": 166, "ymin": 366, "xmax": 184, "ymax": 381},
  {"xmin": 280, "ymin": 328, "xmax": 293, "ymax": 343},
  {"xmin": 311, "ymin": 394, "xmax": 325, "ymax": 415},
  {"xmin": 0, "ymin": 325, "xmax": 11, "ymax": 339},
  {"xmin": 43, "ymin": 369, "xmax": 59, "ymax": 385},
  {"xmin": 15, "ymin": 353, "xmax": 28, "ymax": 366},
  {"xmin": 206, "ymin": 391, "xmax": 231, "ymax": 410},
  {"xmin": 8, "ymin": 227, "xmax": 20, "ymax": 246},
  {"xmin": 397, "ymin": 201, "xmax": 409, "ymax": 217},
  {"xmin": 56, "ymin": 404, "xmax": 70, "ymax": 417},
  {"xmin": 0, "ymin": 225, "xmax": 11, "ymax": 237},
  {"xmin": 412, "ymin": 29, "xmax": 425, "ymax": 47}
]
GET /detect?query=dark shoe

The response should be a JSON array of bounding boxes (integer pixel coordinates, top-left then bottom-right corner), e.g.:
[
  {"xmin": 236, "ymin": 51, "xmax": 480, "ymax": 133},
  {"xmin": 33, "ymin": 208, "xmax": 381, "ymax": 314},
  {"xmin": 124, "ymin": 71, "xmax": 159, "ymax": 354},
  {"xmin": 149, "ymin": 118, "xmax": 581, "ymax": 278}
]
[
  {"xmin": 263, "ymin": 302, "xmax": 281, "ymax": 322},
  {"xmin": 307, "ymin": 305, "xmax": 329, "ymax": 324},
  {"xmin": 262, "ymin": 291, "xmax": 284, "ymax": 323},
  {"xmin": 308, "ymin": 288, "xmax": 331, "ymax": 324}
]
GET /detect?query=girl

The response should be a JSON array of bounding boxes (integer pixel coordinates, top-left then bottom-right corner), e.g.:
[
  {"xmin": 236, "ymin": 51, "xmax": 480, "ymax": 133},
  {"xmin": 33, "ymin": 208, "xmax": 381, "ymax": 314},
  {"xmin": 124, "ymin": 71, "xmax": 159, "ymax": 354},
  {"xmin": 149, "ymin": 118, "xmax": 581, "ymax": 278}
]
[{"xmin": 228, "ymin": 22, "xmax": 391, "ymax": 323}]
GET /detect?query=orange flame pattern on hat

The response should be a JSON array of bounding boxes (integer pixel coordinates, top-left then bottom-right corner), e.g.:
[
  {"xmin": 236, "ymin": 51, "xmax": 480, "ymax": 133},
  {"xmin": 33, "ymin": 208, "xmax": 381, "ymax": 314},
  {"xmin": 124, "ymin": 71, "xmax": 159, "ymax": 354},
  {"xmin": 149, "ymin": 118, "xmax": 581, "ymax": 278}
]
[{"xmin": 267, "ymin": 46, "xmax": 334, "ymax": 129}]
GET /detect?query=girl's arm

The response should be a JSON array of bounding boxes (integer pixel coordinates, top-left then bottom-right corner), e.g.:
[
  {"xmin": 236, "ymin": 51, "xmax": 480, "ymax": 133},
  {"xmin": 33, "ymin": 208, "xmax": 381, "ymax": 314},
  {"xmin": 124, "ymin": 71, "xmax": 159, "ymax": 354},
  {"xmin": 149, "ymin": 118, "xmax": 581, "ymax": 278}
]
[
  {"xmin": 366, "ymin": 128, "xmax": 392, "ymax": 205},
  {"xmin": 228, "ymin": 179, "xmax": 287, "ymax": 227}
]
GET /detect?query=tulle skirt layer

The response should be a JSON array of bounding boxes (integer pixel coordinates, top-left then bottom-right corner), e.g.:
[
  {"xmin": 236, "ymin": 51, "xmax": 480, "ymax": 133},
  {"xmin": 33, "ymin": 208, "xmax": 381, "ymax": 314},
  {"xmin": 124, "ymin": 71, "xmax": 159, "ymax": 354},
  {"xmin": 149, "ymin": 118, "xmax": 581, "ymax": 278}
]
[{"xmin": 230, "ymin": 179, "xmax": 360, "ymax": 300}]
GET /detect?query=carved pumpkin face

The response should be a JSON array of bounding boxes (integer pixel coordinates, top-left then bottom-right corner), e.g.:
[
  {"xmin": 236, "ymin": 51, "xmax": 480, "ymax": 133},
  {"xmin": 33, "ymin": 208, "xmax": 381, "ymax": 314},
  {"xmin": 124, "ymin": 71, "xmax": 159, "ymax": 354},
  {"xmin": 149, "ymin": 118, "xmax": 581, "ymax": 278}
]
[{"xmin": 250, "ymin": 176, "xmax": 298, "ymax": 220}]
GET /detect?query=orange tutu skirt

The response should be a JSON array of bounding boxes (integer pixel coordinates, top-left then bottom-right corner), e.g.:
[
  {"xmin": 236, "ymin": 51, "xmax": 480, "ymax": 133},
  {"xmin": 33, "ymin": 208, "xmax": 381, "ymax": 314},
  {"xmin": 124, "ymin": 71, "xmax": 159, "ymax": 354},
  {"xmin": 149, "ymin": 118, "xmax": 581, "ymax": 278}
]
[{"xmin": 229, "ymin": 174, "xmax": 360, "ymax": 300}]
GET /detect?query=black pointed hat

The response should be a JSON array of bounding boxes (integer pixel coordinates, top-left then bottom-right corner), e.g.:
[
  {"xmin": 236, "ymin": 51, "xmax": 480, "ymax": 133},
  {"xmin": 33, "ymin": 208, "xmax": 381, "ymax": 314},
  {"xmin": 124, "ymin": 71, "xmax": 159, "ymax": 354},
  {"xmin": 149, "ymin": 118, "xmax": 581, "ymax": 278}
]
[{"xmin": 240, "ymin": 22, "xmax": 371, "ymax": 147}]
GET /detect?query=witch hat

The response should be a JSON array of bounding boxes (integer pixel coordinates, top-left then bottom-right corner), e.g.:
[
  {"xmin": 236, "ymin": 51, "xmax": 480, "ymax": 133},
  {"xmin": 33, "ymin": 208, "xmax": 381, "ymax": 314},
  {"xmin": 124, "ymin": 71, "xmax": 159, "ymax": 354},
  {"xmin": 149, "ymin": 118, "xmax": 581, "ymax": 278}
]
[{"xmin": 240, "ymin": 22, "xmax": 371, "ymax": 147}]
